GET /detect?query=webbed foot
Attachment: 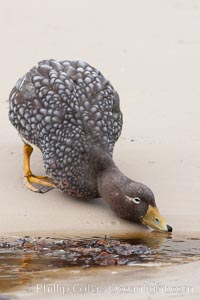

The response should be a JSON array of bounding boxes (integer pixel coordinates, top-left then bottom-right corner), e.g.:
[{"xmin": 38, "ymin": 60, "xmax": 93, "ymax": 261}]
[{"xmin": 23, "ymin": 174, "xmax": 56, "ymax": 193}]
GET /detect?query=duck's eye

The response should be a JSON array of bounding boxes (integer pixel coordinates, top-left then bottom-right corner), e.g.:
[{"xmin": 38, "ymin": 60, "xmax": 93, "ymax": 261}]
[
  {"xmin": 132, "ymin": 197, "xmax": 141, "ymax": 204},
  {"xmin": 125, "ymin": 196, "xmax": 141, "ymax": 204}
]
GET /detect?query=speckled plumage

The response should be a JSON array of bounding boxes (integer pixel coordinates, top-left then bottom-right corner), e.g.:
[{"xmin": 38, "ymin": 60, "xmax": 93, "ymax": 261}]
[{"xmin": 9, "ymin": 59, "xmax": 122, "ymax": 198}]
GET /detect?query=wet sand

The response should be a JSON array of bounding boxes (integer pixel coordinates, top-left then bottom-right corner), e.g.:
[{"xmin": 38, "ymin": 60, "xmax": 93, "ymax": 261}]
[
  {"xmin": 16, "ymin": 261, "xmax": 200, "ymax": 300},
  {"xmin": 0, "ymin": 0, "xmax": 200, "ymax": 299}
]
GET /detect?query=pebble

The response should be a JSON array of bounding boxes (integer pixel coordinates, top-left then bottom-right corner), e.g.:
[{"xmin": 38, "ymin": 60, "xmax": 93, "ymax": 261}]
[
  {"xmin": 0, "ymin": 236, "xmax": 155, "ymax": 268},
  {"xmin": 54, "ymin": 240, "xmax": 65, "ymax": 245}
]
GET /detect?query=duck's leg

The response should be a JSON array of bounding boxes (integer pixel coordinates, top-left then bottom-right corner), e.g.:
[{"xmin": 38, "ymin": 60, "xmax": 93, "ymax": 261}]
[{"xmin": 23, "ymin": 143, "xmax": 56, "ymax": 193}]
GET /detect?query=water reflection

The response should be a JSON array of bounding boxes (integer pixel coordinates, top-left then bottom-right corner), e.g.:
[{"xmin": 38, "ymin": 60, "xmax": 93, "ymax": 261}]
[
  {"xmin": 112, "ymin": 231, "xmax": 171, "ymax": 248},
  {"xmin": 0, "ymin": 233, "xmax": 199, "ymax": 293}
]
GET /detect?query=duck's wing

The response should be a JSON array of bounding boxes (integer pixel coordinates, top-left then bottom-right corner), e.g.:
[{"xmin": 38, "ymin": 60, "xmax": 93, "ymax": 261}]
[{"xmin": 9, "ymin": 59, "xmax": 123, "ymax": 155}]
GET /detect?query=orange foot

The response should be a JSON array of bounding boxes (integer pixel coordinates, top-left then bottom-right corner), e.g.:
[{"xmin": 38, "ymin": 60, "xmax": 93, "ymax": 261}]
[{"xmin": 23, "ymin": 144, "xmax": 56, "ymax": 193}]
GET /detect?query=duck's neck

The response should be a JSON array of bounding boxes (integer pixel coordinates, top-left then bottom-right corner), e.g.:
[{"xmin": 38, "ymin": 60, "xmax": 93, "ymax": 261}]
[{"xmin": 97, "ymin": 159, "xmax": 128, "ymax": 217}]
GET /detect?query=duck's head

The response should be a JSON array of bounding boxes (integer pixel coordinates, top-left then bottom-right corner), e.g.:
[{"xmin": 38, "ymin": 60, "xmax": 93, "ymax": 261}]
[
  {"xmin": 98, "ymin": 166, "xmax": 173, "ymax": 233},
  {"xmin": 122, "ymin": 181, "xmax": 173, "ymax": 232}
]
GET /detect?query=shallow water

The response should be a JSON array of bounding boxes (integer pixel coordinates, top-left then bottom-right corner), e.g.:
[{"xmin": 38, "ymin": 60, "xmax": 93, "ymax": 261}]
[{"xmin": 0, "ymin": 233, "xmax": 200, "ymax": 294}]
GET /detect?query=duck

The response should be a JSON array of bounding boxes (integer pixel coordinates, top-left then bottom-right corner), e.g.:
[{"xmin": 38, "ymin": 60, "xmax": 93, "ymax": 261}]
[{"xmin": 8, "ymin": 59, "xmax": 172, "ymax": 233}]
